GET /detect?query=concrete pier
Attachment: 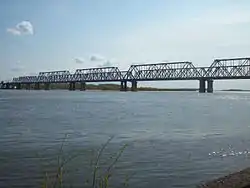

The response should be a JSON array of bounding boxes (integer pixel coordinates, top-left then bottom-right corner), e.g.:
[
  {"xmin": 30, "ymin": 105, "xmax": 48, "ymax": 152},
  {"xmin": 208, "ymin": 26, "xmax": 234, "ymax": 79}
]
[
  {"xmin": 44, "ymin": 83, "xmax": 50, "ymax": 90},
  {"xmin": 34, "ymin": 83, "xmax": 40, "ymax": 90},
  {"xmin": 8, "ymin": 83, "xmax": 13, "ymax": 89},
  {"xmin": 5, "ymin": 83, "xmax": 10, "ymax": 89},
  {"xmin": 80, "ymin": 82, "xmax": 86, "ymax": 91},
  {"xmin": 207, "ymin": 80, "xmax": 214, "ymax": 93},
  {"xmin": 131, "ymin": 80, "xmax": 137, "ymax": 92},
  {"xmin": 25, "ymin": 84, "xmax": 31, "ymax": 90},
  {"xmin": 199, "ymin": 79, "xmax": 206, "ymax": 93},
  {"xmin": 124, "ymin": 81, "xmax": 127, "ymax": 91},
  {"xmin": 69, "ymin": 82, "xmax": 76, "ymax": 91},
  {"xmin": 1, "ymin": 83, "xmax": 6, "ymax": 89},
  {"xmin": 120, "ymin": 81, "xmax": 127, "ymax": 91},
  {"xmin": 6, "ymin": 83, "xmax": 10, "ymax": 89},
  {"xmin": 16, "ymin": 83, "xmax": 21, "ymax": 89}
]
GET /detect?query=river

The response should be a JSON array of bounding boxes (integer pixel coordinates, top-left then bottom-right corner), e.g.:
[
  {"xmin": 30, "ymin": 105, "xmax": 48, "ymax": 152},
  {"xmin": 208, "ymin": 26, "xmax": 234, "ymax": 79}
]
[{"xmin": 1, "ymin": 90, "xmax": 250, "ymax": 187}]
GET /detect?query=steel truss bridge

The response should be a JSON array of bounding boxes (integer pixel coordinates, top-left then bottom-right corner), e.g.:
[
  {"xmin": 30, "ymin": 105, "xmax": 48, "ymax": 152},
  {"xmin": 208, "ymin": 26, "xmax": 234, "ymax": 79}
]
[{"xmin": 1, "ymin": 57, "xmax": 250, "ymax": 93}]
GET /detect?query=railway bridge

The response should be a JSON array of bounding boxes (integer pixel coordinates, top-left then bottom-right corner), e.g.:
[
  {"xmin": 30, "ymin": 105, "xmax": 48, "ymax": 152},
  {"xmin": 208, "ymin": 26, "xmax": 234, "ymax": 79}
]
[{"xmin": 1, "ymin": 57, "xmax": 250, "ymax": 93}]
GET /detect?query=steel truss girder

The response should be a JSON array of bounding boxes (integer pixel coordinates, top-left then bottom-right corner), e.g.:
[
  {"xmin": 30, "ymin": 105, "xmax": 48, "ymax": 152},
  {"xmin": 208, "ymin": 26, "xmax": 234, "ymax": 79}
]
[
  {"xmin": 7, "ymin": 57, "xmax": 250, "ymax": 84},
  {"xmin": 125, "ymin": 61, "xmax": 201, "ymax": 80}
]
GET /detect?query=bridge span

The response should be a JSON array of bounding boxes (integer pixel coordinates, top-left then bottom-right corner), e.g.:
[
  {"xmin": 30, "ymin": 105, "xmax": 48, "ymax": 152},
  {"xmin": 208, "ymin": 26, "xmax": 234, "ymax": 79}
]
[{"xmin": 1, "ymin": 57, "xmax": 250, "ymax": 93}]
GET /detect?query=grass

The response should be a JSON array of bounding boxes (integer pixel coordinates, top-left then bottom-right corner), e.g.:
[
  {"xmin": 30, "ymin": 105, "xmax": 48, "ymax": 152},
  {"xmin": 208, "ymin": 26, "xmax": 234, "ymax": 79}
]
[{"xmin": 40, "ymin": 135, "xmax": 130, "ymax": 188}]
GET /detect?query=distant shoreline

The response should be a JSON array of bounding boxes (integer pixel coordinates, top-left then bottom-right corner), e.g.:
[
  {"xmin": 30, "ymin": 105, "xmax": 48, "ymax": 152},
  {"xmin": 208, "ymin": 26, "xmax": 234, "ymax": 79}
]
[
  {"xmin": 221, "ymin": 89, "xmax": 250, "ymax": 92},
  {"xmin": 6, "ymin": 83, "xmax": 199, "ymax": 91},
  {"xmin": 2, "ymin": 83, "xmax": 250, "ymax": 92}
]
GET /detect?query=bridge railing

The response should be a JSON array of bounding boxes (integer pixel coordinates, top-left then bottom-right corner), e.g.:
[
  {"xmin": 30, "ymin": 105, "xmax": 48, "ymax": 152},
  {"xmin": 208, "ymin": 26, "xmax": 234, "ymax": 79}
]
[{"xmin": 38, "ymin": 71, "xmax": 70, "ymax": 77}]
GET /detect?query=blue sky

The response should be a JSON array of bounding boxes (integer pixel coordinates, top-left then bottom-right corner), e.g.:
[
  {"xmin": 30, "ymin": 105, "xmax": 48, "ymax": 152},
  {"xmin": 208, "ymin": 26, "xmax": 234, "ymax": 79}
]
[{"xmin": 1, "ymin": 0, "xmax": 250, "ymax": 89}]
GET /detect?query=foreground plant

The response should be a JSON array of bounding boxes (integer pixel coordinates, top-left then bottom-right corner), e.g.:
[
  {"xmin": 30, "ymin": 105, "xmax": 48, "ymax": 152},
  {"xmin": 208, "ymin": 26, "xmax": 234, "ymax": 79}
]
[{"xmin": 41, "ymin": 135, "xmax": 129, "ymax": 188}]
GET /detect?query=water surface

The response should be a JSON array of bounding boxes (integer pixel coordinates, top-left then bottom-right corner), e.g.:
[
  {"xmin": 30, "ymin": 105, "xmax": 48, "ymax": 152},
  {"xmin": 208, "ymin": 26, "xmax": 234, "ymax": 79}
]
[{"xmin": 1, "ymin": 90, "xmax": 250, "ymax": 187}]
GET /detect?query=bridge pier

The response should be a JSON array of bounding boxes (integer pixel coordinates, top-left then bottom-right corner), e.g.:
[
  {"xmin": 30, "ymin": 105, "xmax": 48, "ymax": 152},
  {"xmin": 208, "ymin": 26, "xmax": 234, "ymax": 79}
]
[
  {"xmin": 34, "ymin": 83, "xmax": 40, "ymax": 90},
  {"xmin": 80, "ymin": 82, "xmax": 86, "ymax": 91},
  {"xmin": 131, "ymin": 80, "xmax": 137, "ymax": 92},
  {"xmin": 15, "ymin": 83, "xmax": 21, "ymax": 89},
  {"xmin": 8, "ymin": 83, "xmax": 14, "ymax": 89},
  {"xmin": 69, "ymin": 82, "xmax": 76, "ymax": 91},
  {"xmin": 120, "ymin": 81, "xmax": 127, "ymax": 91},
  {"xmin": 207, "ymin": 80, "xmax": 214, "ymax": 93},
  {"xmin": 199, "ymin": 79, "xmax": 206, "ymax": 93},
  {"xmin": 25, "ymin": 83, "xmax": 31, "ymax": 90},
  {"xmin": 1, "ymin": 83, "xmax": 7, "ymax": 89},
  {"xmin": 44, "ymin": 83, "xmax": 50, "ymax": 90},
  {"xmin": 6, "ymin": 83, "xmax": 10, "ymax": 89},
  {"xmin": 0, "ymin": 81, "xmax": 3, "ymax": 89},
  {"xmin": 10, "ymin": 83, "xmax": 15, "ymax": 89}
]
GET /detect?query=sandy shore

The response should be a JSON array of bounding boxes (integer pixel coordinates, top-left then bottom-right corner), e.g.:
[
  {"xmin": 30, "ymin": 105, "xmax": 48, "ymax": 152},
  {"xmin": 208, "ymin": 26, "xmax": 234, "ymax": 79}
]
[{"xmin": 199, "ymin": 168, "xmax": 250, "ymax": 188}]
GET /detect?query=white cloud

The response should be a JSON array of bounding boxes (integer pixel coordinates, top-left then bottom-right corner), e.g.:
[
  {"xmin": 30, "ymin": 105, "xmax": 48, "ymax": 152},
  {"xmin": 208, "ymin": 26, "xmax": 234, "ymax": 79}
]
[
  {"xmin": 6, "ymin": 28, "xmax": 21, "ymax": 36},
  {"xmin": 7, "ymin": 21, "xmax": 34, "ymax": 36},
  {"xmin": 11, "ymin": 67, "xmax": 23, "ymax": 72},
  {"xmin": 90, "ymin": 54, "xmax": 105, "ymax": 62},
  {"xmin": 75, "ymin": 57, "xmax": 84, "ymax": 64},
  {"xmin": 98, "ymin": 61, "xmax": 113, "ymax": 67},
  {"xmin": 11, "ymin": 61, "xmax": 24, "ymax": 72}
]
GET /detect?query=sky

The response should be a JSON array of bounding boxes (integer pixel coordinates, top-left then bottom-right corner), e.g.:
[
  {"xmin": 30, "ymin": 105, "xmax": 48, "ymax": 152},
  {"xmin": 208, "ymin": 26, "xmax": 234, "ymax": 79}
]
[{"xmin": 1, "ymin": 0, "xmax": 250, "ymax": 89}]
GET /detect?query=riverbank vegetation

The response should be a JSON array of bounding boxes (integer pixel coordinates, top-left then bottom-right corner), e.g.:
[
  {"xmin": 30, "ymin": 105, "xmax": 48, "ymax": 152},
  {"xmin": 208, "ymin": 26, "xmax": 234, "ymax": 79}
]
[
  {"xmin": 24, "ymin": 83, "xmax": 198, "ymax": 91},
  {"xmin": 221, "ymin": 89, "xmax": 250, "ymax": 92}
]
